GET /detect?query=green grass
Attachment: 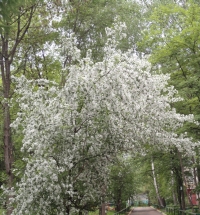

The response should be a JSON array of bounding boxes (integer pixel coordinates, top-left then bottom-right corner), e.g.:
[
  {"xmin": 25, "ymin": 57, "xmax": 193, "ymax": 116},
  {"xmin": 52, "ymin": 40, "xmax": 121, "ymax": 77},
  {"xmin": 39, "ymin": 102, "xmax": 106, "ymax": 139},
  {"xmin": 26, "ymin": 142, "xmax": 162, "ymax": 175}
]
[
  {"xmin": 89, "ymin": 210, "xmax": 98, "ymax": 215},
  {"xmin": 0, "ymin": 208, "xmax": 5, "ymax": 215},
  {"xmin": 89, "ymin": 210, "xmax": 115, "ymax": 215},
  {"xmin": 159, "ymin": 208, "xmax": 167, "ymax": 214}
]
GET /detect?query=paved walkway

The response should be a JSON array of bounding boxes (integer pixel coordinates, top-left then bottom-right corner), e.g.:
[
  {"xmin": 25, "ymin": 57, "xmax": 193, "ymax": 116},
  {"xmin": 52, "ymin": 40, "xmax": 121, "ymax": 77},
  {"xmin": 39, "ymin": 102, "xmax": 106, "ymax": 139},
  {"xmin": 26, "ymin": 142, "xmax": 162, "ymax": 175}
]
[{"xmin": 131, "ymin": 207, "xmax": 165, "ymax": 215}]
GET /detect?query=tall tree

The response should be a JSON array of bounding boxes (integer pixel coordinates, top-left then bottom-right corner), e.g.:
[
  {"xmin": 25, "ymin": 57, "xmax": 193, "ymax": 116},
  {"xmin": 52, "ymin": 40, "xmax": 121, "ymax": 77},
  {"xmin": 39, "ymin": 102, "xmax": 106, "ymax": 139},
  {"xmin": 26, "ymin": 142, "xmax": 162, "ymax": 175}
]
[
  {"xmin": 0, "ymin": 1, "xmax": 64, "ymax": 214},
  {"xmin": 139, "ymin": 0, "xmax": 200, "ymax": 134},
  {"xmin": 1, "ymin": 3, "xmax": 37, "ymax": 214},
  {"xmin": 9, "ymin": 22, "xmax": 197, "ymax": 214},
  {"xmin": 139, "ymin": 0, "xmax": 200, "ymax": 207}
]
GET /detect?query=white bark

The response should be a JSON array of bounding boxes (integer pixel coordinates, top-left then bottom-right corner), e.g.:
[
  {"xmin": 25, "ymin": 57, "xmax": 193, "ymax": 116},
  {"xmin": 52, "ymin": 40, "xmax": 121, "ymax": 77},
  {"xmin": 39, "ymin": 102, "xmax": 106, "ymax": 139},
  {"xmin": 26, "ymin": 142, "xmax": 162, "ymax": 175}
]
[{"xmin": 151, "ymin": 158, "xmax": 163, "ymax": 207}]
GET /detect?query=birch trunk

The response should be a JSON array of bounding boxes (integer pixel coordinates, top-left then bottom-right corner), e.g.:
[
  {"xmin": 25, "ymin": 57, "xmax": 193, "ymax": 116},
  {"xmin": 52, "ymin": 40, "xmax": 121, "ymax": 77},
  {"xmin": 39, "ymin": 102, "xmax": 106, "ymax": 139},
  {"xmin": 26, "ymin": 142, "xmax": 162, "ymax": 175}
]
[{"xmin": 151, "ymin": 158, "xmax": 163, "ymax": 207}]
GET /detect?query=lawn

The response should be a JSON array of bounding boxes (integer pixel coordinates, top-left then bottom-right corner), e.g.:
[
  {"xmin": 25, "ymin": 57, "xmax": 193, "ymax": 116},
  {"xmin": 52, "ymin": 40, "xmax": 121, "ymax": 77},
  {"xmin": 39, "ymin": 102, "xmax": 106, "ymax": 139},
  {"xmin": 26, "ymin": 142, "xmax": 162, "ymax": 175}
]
[
  {"xmin": 89, "ymin": 210, "xmax": 115, "ymax": 215},
  {"xmin": 0, "ymin": 208, "xmax": 4, "ymax": 215}
]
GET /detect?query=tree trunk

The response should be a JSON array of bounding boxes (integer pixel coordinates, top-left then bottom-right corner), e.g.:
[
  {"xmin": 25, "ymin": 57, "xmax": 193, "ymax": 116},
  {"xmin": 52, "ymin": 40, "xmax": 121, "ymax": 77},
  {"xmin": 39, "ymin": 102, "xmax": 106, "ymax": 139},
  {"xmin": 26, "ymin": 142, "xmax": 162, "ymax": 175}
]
[
  {"xmin": 174, "ymin": 164, "xmax": 185, "ymax": 210},
  {"xmin": 178, "ymin": 151, "xmax": 193, "ymax": 208},
  {"xmin": 4, "ymin": 104, "xmax": 14, "ymax": 215},
  {"xmin": 197, "ymin": 160, "xmax": 200, "ymax": 186},
  {"xmin": 100, "ymin": 203, "xmax": 106, "ymax": 215},
  {"xmin": 192, "ymin": 156, "xmax": 200, "ymax": 209},
  {"xmin": 151, "ymin": 158, "xmax": 163, "ymax": 207},
  {"xmin": 171, "ymin": 171, "xmax": 178, "ymax": 205},
  {"xmin": 1, "ymin": 35, "xmax": 14, "ymax": 215},
  {"xmin": 0, "ymin": 5, "xmax": 35, "ymax": 214}
]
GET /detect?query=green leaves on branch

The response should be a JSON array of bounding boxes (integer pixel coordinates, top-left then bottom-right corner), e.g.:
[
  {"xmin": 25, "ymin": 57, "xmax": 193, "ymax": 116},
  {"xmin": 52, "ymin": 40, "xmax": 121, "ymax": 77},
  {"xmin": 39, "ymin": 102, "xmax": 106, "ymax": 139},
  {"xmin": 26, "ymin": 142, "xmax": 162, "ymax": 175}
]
[
  {"xmin": 139, "ymin": 0, "xmax": 200, "ymax": 140},
  {"xmin": 0, "ymin": 0, "xmax": 37, "ymax": 32}
]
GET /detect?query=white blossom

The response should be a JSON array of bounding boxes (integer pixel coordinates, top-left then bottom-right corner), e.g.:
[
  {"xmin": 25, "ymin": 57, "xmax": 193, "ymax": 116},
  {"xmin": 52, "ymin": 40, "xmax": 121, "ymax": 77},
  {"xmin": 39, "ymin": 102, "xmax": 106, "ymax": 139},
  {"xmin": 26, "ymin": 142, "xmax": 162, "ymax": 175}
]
[{"xmin": 9, "ymin": 22, "xmax": 199, "ymax": 215}]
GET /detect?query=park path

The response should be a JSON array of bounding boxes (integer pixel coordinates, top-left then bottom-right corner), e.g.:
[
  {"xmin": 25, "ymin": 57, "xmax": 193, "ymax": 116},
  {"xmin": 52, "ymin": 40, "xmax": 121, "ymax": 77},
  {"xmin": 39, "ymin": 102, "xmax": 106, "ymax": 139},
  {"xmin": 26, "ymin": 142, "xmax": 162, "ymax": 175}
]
[{"xmin": 130, "ymin": 207, "xmax": 164, "ymax": 215}]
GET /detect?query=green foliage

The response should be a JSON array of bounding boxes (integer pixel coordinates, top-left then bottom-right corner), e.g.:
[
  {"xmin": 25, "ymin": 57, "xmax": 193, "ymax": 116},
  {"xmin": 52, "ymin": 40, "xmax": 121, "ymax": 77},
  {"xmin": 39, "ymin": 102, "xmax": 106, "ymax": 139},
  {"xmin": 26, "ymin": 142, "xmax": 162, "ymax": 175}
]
[
  {"xmin": 0, "ymin": 208, "xmax": 5, "ymax": 215},
  {"xmin": 139, "ymin": 0, "xmax": 200, "ymax": 140},
  {"xmin": 0, "ymin": 0, "xmax": 37, "ymax": 32},
  {"xmin": 138, "ymin": 2, "xmax": 200, "ymax": 208},
  {"xmin": 61, "ymin": 0, "xmax": 142, "ymax": 62},
  {"xmin": 134, "ymin": 149, "xmax": 182, "ymax": 206},
  {"xmin": 89, "ymin": 210, "xmax": 115, "ymax": 215},
  {"xmin": 108, "ymin": 156, "xmax": 138, "ymax": 211}
]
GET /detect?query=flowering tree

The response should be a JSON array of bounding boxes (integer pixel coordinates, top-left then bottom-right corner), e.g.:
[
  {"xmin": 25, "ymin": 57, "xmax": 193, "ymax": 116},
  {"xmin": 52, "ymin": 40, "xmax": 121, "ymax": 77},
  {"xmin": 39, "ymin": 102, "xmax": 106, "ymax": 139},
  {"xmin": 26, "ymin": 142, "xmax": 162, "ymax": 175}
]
[{"xmin": 9, "ymin": 23, "xmax": 197, "ymax": 215}]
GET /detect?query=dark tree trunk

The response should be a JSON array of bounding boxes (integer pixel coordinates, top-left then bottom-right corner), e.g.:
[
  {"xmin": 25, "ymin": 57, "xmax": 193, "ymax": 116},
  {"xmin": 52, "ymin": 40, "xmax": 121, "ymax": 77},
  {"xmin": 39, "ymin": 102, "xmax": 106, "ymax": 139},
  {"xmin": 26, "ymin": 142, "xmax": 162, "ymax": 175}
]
[
  {"xmin": 1, "ymin": 35, "xmax": 14, "ymax": 215},
  {"xmin": 116, "ymin": 193, "xmax": 122, "ymax": 212},
  {"xmin": 0, "ymin": 5, "xmax": 35, "ymax": 214},
  {"xmin": 174, "ymin": 166, "xmax": 185, "ymax": 210},
  {"xmin": 178, "ymin": 151, "xmax": 193, "ymax": 208}
]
